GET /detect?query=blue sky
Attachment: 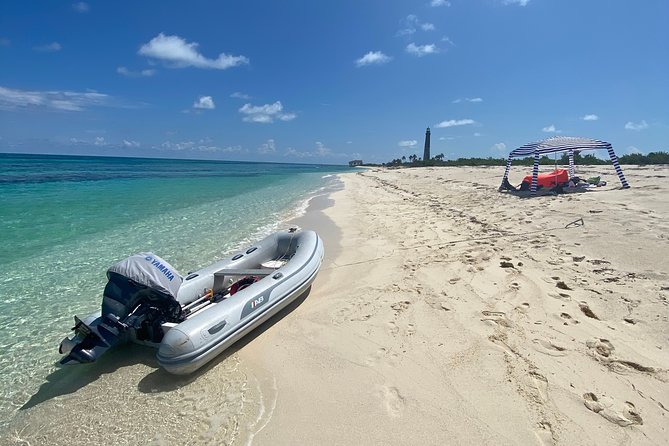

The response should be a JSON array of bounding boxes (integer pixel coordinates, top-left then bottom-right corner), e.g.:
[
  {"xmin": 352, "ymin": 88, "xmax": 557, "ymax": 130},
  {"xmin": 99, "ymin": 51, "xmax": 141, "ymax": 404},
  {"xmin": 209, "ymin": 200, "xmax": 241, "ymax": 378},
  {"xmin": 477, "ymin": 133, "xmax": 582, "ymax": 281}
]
[{"xmin": 1, "ymin": 0, "xmax": 667, "ymax": 164}]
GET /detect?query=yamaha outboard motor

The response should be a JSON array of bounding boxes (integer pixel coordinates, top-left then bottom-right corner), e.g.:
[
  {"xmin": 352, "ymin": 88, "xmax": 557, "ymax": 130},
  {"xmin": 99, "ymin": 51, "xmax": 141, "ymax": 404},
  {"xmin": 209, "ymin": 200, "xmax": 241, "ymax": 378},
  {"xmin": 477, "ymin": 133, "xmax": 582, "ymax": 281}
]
[{"xmin": 59, "ymin": 253, "xmax": 184, "ymax": 365}]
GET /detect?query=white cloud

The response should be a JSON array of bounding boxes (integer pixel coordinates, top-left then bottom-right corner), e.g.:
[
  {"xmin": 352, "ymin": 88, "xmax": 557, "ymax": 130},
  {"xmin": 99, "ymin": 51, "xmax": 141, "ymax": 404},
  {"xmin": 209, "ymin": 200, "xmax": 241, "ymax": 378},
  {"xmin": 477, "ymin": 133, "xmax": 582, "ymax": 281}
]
[
  {"xmin": 453, "ymin": 97, "xmax": 482, "ymax": 103},
  {"xmin": 220, "ymin": 145, "xmax": 244, "ymax": 153},
  {"xmin": 441, "ymin": 36, "xmax": 456, "ymax": 47},
  {"xmin": 230, "ymin": 91, "xmax": 250, "ymax": 99},
  {"xmin": 72, "ymin": 2, "xmax": 89, "ymax": 12},
  {"xmin": 201, "ymin": 145, "xmax": 243, "ymax": 153},
  {"xmin": 33, "ymin": 42, "xmax": 62, "ymax": 52},
  {"xmin": 193, "ymin": 95, "xmax": 215, "ymax": 110},
  {"xmin": 431, "ymin": 0, "xmax": 451, "ymax": 6},
  {"xmin": 162, "ymin": 141, "xmax": 192, "ymax": 150},
  {"xmin": 94, "ymin": 136, "xmax": 105, "ymax": 146},
  {"xmin": 397, "ymin": 29, "xmax": 416, "ymax": 37},
  {"xmin": 258, "ymin": 139, "xmax": 276, "ymax": 154},
  {"xmin": 398, "ymin": 140, "xmax": 418, "ymax": 148},
  {"xmin": 398, "ymin": 15, "xmax": 437, "ymax": 36},
  {"xmin": 355, "ymin": 51, "xmax": 392, "ymax": 67},
  {"xmin": 624, "ymin": 120, "xmax": 648, "ymax": 131},
  {"xmin": 503, "ymin": 0, "xmax": 530, "ymax": 6},
  {"xmin": 138, "ymin": 33, "xmax": 249, "ymax": 70},
  {"xmin": 239, "ymin": 101, "xmax": 296, "ymax": 123},
  {"xmin": 160, "ymin": 140, "xmax": 246, "ymax": 153},
  {"xmin": 542, "ymin": 124, "xmax": 561, "ymax": 133},
  {"xmin": 284, "ymin": 142, "xmax": 346, "ymax": 159},
  {"xmin": 284, "ymin": 148, "xmax": 301, "ymax": 157},
  {"xmin": 474, "ymin": 132, "xmax": 482, "ymax": 137},
  {"xmin": 435, "ymin": 119, "xmax": 475, "ymax": 128},
  {"xmin": 285, "ymin": 147, "xmax": 323, "ymax": 159},
  {"xmin": 117, "ymin": 66, "xmax": 156, "ymax": 77},
  {"xmin": 627, "ymin": 146, "xmax": 643, "ymax": 154},
  {"xmin": 492, "ymin": 142, "xmax": 506, "ymax": 151},
  {"xmin": 315, "ymin": 141, "xmax": 331, "ymax": 156},
  {"xmin": 0, "ymin": 86, "xmax": 110, "ymax": 111},
  {"xmin": 582, "ymin": 114, "xmax": 599, "ymax": 121},
  {"xmin": 122, "ymin": 140, "xmax": 140, "ymax": 148},
  {"xmin": 397, "ymin": 15, "xmax": 418, "ymax": 36},
  {"xmin": 406, "ymin": 43, "xmax": 438, "ymax": 57}
]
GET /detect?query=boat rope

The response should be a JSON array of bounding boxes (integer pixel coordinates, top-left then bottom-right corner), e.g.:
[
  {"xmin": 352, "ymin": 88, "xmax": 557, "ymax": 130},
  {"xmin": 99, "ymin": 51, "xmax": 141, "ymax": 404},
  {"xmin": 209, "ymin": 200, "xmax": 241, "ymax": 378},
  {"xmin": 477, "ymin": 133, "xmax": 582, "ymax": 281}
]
[{"xmin": 326, "ymin": 217, "xmax": 585, "ymax": 270}]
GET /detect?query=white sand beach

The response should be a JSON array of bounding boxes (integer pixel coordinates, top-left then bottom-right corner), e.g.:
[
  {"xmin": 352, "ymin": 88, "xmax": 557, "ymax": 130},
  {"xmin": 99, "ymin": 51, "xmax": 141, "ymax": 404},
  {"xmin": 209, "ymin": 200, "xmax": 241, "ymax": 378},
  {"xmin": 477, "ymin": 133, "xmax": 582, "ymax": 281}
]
[
  {"xmin": 245, "ymin": 165, "xmax": 669, "ymax": 445},
  {"xmin": 3, "ymin": 165, "xmax": 668, "ymax": 445}
]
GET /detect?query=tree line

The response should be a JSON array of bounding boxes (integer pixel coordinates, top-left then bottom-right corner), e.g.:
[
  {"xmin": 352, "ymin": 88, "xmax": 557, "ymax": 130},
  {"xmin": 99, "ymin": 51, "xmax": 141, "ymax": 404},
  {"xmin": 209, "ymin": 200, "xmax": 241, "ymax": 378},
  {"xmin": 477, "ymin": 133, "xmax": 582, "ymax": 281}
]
[{"xmin": 380, "ymin": 151, "xmax": 669, "ymax": 167}]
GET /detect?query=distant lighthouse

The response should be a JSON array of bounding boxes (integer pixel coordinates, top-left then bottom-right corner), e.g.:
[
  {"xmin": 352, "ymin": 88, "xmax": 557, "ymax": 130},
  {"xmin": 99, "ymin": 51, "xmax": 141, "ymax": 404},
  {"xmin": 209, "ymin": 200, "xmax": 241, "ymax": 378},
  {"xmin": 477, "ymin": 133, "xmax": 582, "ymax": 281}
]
[{"xmin": 423, "ymin": 127, "xmax": 431, "ymax": 162}]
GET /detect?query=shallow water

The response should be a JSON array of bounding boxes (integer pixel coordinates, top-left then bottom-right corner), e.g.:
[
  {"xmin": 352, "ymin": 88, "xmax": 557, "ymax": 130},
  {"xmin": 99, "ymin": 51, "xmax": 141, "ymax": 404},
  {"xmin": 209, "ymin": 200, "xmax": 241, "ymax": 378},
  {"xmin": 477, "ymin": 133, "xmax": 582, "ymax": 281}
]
[{"xmin": 0, "ymin": 153, "xmax": 348, "ymax": 441}]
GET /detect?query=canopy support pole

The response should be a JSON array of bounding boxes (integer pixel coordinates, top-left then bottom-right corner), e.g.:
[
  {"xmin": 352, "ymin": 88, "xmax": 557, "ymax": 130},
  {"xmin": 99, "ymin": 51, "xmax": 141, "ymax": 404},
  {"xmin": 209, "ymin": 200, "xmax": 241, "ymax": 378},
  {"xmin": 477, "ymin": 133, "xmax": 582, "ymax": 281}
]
[
  {"xmin": 499, "ymin": 155, "xmax": 513, "ymax": 191},
  {"xmin": 531, "ymin": 154, "xmax": 540, "ymax": 195},
  {"xmin": 606, "ymin": 146, "xmax": 630, "ymax": 188},
  {"xmin": 568, "ymin": 149, "xmax": 575, "ymax": 178}
]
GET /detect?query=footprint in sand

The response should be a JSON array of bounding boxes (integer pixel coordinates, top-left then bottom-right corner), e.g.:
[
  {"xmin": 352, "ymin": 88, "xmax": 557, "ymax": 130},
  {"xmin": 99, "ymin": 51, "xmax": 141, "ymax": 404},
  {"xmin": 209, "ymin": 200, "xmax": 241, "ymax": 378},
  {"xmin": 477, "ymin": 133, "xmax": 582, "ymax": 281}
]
[
  {"xmin": 534, "ymin": 420, "xmax": 556, "ymax": 446},
  {"xmin": 586, "ymin": 338, "xmax": 615, "ymax": 358},
  {"xmin": 529, "ymin": 370, "xmax": 549, "ymax": 402},
  {"xmin": 586, "ymin": 338, "xmax": 658, "ymax": 375},
  {"xmin": 583, "ymin": 393, "xmax": 643, "ymax": 426},
  {"xmin": 579, "ymin": 302, "xmax": 600, "ymax": 320},
  {"xmin": 382, "ymin": 386, "xmax": 405, "ymax": 417},
  {"xmin": 532, "ymin": 339, "xmax": 568, "ymax": 356},
  {"xmin": 514, "ymin": 302, "xmax": 530, "ymax": 314},
  {"xmin": 481, "ymin": 310, "xmax": 512, "ymax": 327},
  {"xmin": 390, "ymin": 301, "xmax": 411, "ymax": 316},
  {"xmin": 365, "ymin": 347, "xmax": 399, "ymax": 367},
  {"xmin": 559, "ymin": 312, "xmax": 579, "ymax": 325},
  {"xmin": 548, "ymin": 292, "xmax": 571, "ymax": 301},
  {"xmin": 555, "ymin": 280, "xmax": 572, "ymax": 291}
]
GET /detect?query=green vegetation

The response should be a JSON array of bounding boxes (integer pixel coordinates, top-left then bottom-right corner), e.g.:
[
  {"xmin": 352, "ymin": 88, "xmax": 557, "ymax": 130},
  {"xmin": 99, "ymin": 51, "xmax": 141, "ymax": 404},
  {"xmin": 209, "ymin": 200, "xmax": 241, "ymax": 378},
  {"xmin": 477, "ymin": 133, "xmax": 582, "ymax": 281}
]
[{"xmin": 380, "ymin": 151, "xmax": 669, "ymax": 167}]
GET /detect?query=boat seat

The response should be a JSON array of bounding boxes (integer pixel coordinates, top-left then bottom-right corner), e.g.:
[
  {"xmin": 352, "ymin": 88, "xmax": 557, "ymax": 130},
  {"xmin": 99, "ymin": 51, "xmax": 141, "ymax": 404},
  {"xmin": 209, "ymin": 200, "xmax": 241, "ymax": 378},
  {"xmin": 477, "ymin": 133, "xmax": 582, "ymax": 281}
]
[{"xmin": 212, "ymin": 269, "xmax": 273, "ymax": 292}]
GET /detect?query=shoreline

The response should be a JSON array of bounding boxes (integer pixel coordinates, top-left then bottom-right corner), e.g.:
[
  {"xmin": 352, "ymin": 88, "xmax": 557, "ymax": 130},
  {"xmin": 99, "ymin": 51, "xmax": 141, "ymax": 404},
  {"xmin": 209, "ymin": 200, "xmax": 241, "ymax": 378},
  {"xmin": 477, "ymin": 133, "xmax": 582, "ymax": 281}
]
[
  {"xmin": 289, "ymin": 180, "xmax": 344, "ymax": 265},
  {"xmin": 0, "ymin": 172, "xmax": 349, "ymax": 444}
]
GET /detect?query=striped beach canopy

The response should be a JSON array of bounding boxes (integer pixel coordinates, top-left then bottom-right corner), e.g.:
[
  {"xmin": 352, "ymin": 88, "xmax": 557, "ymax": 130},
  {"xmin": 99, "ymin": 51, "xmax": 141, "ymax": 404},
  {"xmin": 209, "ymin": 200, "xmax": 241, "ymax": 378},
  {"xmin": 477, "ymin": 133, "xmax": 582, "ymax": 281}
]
[
  {"xmin": 508, "ymin": 136, "xmax": 612, "ymax": 158},
  {"xmin": 500, "ymin": 136, "xmax": 630, "ymax": 194}
]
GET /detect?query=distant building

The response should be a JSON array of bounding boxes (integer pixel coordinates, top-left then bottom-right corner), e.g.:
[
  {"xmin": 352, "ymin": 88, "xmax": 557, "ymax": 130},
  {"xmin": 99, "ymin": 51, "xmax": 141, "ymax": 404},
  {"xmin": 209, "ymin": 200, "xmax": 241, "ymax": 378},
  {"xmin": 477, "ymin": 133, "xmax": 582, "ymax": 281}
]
[
  {"xmin": 349, "ymin": 159, "xmax": 363, "ymax": 167},
  {"xmin": 423, "ymin": 127, "xmax": 431, "ymax": 162}
]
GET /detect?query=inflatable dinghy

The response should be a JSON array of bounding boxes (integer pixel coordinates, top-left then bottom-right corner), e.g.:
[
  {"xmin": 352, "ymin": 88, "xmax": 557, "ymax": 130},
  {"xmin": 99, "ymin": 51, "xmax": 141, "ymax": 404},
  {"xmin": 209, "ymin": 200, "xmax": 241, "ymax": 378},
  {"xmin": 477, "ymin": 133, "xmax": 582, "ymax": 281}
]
[{"xmin": 59, "ymin": 228, "xmax": 323, "ymax": 374}]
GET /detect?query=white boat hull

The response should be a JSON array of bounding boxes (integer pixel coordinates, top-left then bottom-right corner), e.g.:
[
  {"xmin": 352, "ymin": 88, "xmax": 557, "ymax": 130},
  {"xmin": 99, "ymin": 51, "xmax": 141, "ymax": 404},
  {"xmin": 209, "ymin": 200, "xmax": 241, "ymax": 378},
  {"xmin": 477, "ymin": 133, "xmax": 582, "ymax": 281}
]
[{"xmin": 59, "ymin": 229, "xmax": 324, "ymax": 375}]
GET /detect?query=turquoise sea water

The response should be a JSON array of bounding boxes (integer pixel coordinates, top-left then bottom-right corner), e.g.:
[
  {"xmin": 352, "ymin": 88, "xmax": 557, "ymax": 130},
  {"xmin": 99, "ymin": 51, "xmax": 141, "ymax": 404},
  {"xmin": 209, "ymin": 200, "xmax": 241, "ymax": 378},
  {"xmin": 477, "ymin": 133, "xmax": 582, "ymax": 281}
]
[{"xmin": 0, "ymin": 153, "xmax": 349, "ymax": 428}]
